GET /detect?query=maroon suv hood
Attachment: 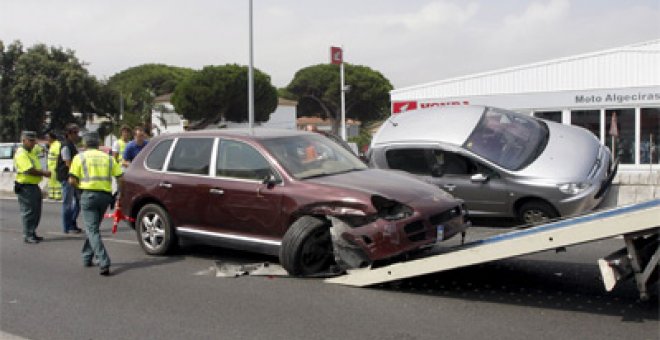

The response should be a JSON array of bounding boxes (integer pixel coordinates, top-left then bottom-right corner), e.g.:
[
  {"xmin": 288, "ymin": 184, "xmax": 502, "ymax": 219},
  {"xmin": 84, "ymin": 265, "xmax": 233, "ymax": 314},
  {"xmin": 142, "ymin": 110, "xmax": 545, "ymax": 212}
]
[{"xmin": 305, "ymin": 169, "xmax": 444, "ymax": 204}]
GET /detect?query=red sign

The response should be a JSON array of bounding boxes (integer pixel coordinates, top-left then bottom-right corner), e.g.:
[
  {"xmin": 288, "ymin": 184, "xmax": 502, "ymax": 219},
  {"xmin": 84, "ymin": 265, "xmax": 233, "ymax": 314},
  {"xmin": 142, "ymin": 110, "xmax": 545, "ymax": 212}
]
[
  {"xmin": 330, "ymin": 46, "xmax": 343, "ymax": 65},
  {"xmin": 391, "ymin": 100, "xmax": 470, "ymax": 115},
  {"xmin": 392, "ymin": 101, "xmax": 418, "ymax": 114}
]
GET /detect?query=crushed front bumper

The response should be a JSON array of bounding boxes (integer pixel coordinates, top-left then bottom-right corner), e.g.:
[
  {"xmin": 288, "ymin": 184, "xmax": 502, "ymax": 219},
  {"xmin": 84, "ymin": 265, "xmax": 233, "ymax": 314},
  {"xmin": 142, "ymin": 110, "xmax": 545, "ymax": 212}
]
[{"xmin": 329, "ymin": 204, "xmax": 469, "ymax": 269}]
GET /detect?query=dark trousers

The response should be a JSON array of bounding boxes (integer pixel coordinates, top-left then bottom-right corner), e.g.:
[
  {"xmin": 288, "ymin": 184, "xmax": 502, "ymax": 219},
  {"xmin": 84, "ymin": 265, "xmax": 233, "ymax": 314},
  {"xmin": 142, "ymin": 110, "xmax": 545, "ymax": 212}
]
[
  {"xmin": 80, "ymin": 191, "xmax": 113, "ymax": 268},
  {"xmin": 17, "ymin": 184, "xmax": 42, "ymax": 238},
  {"xmin": 61, "ymin": 180, "xmax": 80, "ymax": 232}
]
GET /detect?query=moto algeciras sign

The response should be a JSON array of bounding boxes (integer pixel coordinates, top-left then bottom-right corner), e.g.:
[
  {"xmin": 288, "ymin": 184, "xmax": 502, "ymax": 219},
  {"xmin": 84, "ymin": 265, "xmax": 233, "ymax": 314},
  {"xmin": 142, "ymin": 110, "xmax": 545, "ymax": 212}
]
[
  {"xmin": 392, "ymin": 100, "xmax": 470, "ymax": 114},
  {"xmin": 575, "ymin": 91, "xmax": 660, "ymax": 104}
]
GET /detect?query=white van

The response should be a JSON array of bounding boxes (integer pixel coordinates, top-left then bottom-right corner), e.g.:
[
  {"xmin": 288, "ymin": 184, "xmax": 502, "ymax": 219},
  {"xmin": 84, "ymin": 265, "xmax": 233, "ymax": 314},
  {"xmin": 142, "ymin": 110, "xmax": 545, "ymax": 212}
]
[{"xmin": 0, "ymin": 143, "xmax": 18, "ymax": 172}]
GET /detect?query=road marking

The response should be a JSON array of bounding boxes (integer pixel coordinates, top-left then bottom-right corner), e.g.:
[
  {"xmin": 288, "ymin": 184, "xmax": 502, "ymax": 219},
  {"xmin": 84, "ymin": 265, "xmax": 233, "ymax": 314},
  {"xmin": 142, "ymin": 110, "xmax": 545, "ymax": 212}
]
[{"xmin": 0, "ymin": 330, "xmax": 29, "ymax": 340}]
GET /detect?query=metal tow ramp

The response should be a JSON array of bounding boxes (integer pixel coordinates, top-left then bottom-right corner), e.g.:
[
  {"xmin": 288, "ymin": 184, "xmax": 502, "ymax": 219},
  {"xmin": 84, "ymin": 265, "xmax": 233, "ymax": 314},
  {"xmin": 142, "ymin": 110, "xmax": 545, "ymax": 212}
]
[{"xmin": 326, "ymin": 199, "xmax": 660, "ymax": 300}]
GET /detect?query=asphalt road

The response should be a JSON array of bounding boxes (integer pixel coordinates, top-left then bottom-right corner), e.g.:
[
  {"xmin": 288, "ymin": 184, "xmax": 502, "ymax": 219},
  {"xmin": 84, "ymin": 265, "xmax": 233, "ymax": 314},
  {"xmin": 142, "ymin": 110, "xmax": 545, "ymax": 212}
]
[{"xmin": 1, "ymin": 197, "xmax": 658, "ymax": 340}]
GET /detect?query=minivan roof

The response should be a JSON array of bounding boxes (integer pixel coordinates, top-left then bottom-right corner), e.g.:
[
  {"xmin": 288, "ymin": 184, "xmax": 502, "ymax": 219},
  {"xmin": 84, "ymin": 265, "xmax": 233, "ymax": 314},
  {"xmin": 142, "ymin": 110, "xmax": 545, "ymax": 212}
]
[{"xmin": 372, "ymin": 106, "xmax": 487, "ymax": 147}]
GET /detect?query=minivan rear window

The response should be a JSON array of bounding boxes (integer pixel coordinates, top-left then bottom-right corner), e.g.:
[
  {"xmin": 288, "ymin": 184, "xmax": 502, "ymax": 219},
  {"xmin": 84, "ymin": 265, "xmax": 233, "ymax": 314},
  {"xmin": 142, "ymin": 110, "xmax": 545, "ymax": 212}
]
[{"xmin": 385, "ymin": 148, "xmax": 431, "ymax": 175}]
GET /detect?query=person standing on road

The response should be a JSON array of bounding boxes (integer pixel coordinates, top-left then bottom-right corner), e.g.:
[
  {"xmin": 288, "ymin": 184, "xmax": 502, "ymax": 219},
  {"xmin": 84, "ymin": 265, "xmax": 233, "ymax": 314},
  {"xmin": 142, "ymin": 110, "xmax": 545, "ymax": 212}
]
[
  {"xmin": 57, "ymin": 123, "xmax": 82, "ymax": 234},
  {"xmin": 46, "ymin": 131, "xmax": 62, "ymax": 200},
  {"xmin": 14, "ymin": 131, "xmax": 51, "ymax": 244},
  {"xmin": 69, "ymin": 132, "xmax": 123, "ymax": 276},
  {"xmin": 111, "ymin": 125, "xmax": 131, "ymax": 166},
  {"xmin": 122, "ymin": 125, "xmax": 148, "ymax": 167}
]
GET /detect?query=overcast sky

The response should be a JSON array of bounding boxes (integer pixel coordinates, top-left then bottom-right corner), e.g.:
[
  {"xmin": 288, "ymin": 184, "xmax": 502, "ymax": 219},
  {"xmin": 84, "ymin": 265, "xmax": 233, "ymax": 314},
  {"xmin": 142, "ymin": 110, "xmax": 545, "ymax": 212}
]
[{"xmin": 2, "ymin": 0, "xmax": 659, "ymax": 89}]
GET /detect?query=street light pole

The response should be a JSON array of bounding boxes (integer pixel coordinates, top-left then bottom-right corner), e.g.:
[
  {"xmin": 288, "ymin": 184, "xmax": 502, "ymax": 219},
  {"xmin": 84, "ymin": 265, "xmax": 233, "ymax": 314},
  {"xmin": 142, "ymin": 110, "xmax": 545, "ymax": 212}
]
[
  {"xmin": 340, "ymin": 52, "xmax": 346, "ymax": 141},
  {"xmin": 248, "ymin": 0, "xmax": 255, "ymax": 135}
]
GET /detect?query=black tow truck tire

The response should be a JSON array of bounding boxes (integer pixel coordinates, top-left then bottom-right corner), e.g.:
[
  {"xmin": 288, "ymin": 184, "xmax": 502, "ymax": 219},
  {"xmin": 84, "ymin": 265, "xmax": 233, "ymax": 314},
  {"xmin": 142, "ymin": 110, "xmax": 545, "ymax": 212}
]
[{"xmin": 279, "ymin": 216, "xmax": 334, "ymax": 276}]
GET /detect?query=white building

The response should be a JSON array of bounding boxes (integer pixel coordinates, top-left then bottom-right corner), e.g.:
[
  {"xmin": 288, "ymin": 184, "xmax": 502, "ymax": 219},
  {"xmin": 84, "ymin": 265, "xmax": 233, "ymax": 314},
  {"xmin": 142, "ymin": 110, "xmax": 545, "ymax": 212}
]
[{"xmin": 390, "ymin": 40, "xmax": 660, "ymax": 172}]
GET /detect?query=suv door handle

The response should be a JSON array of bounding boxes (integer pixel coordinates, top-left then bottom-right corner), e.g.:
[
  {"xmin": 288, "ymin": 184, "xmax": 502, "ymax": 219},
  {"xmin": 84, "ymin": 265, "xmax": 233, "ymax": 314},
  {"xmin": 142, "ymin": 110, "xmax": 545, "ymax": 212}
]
[
  {"xmin": 159, "ymin": 182, "xmax": 172, "ymax": 188},
  {"xmin": 209, "ymin": 188, "xmax": 224, "ymax": 195},
  {"xmin": 443, "ymin": 184, "xmax": 456, "ymax": 191}
]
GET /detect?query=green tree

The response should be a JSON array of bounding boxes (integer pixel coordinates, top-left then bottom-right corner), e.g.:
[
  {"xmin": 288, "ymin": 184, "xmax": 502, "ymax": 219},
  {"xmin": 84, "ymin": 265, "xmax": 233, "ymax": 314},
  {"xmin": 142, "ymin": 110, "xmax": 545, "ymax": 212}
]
[
  {"xmin": 171, "ymin": 64, "xmax": 278, "ymax": 129},
  {"xmin": 286, "ymin": 63, "xmax": 393, "ymax": 134},
  {"xmin": 0, "ymin": 40, "xmax": 24, "ymax": 141},
  {"xmin": 106, "ymin": 64, "xmax": 195, "ymax": 129},
  {"xmin": 8, "ymin": 43, "xmax": 98, "ymax": 137}
]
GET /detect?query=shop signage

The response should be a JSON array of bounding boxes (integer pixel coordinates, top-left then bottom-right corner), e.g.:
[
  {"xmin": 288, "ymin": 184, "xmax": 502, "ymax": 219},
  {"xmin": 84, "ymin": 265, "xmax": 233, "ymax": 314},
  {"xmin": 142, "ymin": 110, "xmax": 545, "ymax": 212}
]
[
  {"xmin": 575, "ymin": 92, "xmax": 660, "ymax": 104},
  {"xmin": 392, "ymin": 100, "xmax": 470, "ymax": 114}
]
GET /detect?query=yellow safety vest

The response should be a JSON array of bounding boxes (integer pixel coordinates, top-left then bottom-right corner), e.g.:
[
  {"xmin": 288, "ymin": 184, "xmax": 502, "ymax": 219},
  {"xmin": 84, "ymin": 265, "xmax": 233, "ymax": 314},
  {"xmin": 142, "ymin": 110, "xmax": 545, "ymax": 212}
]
[
  {"xmin": 116, "ymin": 139, "xmax": 127, "ymax": 162},
  {"xmin": 31, "ymin": 144, "xmax": 44, "ymax": 157},
  {"xmin": 69, "ymin": 149, "xmax": 123, "ymax": 192},
  {"xmin": 47, "ymin": 140, "xmax": 61, "ymax": 171},
  {"xmin": 14, "ymin": 147, "xmax": 43, "ymax": 184}
]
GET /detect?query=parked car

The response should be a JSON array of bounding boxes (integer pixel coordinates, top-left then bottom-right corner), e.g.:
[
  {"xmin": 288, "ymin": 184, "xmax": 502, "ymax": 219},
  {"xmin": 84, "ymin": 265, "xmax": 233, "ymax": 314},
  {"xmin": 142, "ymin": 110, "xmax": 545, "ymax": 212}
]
[
  {"xmin": 0, "ymin": 143, "xmax": 18, "ymax": 172},
  {"xmin": 369, "ymin": 106, "xmax": 617, "ymax": 224},
  {"xmin": 120, "ymin": 129, "xmax": 468, "ymax": 276}
]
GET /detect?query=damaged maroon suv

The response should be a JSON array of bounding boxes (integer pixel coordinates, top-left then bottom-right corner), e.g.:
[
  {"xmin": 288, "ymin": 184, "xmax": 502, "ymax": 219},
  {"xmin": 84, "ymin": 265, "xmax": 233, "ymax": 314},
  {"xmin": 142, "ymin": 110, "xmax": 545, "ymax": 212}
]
[{"xmin": 120, "ymin": 129, "xmax": 468, "ymax": 276}]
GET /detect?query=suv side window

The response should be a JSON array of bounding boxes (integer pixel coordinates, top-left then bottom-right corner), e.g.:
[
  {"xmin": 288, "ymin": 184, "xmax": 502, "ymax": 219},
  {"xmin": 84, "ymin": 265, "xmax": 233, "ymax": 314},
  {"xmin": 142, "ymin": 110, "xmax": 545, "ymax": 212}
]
[
  {"xmin": 167, "ymin": 138, "xmax": 214, "ymax": 175},
  {"xmin": 385, "ymin": 148, "xmax": 431, "ymax": 175},
  {"xmin": 145, "ymin": 139, "xmax": 173, "ymax": 171},
  {"xmin": 216, "ymin": 140, "xmax": 274, "ymax": 180}
]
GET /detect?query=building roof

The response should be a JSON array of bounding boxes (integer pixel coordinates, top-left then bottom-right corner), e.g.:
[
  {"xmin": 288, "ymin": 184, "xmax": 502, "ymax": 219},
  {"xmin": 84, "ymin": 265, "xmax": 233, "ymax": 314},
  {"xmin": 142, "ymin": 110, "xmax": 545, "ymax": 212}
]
[
  {"xmin": 278, "ymin": 98, "xmax": 298, "ymax": 106},
  {"xmin": 392, "ymin": 39, "xmax": 660, "ymax": 100},
  {"xmin": 154, "ymin": 93, "xmax": 173, "ymax": 103}
]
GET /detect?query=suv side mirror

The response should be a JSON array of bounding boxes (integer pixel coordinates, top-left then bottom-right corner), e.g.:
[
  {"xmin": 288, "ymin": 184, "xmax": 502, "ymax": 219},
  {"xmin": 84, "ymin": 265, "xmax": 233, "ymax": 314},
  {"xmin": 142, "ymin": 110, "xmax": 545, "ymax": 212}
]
[
  {"xmin": 262, "ymin": 173, "xmax": 281, "ymax": 188},
  {"xmin": 470, "ymin": 173, "xmax": 488, "ymax": 183}
]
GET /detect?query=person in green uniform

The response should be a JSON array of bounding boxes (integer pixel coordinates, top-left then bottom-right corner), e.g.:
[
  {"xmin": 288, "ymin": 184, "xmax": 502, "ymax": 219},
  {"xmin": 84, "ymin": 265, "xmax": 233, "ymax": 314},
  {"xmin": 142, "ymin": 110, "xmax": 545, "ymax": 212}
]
[
  {"xmin": 68, "ymin": 132, "xmax": 123, "ymax": 276},
  {"xmin": 14, "ymin": 131, "xmax": 51, "ymax": 244},
  {"xmin": 46, "ymin": 132, "xmax": 62, "ymax": 200}
]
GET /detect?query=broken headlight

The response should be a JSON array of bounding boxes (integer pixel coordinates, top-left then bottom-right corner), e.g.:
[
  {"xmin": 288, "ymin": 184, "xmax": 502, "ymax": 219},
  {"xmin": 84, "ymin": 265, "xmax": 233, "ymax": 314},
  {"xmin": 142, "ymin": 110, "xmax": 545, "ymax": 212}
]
[{"xmin": 372, "ymin": 195, "xmax": 413, "ymax": 221}]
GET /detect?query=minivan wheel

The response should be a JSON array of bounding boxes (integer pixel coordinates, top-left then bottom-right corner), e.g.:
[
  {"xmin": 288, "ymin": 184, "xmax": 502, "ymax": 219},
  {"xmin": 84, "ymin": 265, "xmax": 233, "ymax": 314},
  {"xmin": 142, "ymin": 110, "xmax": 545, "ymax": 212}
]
[
  {"xmin": 279, "ymin": 216, "xmax": 334, "ymax": 276},
  {"xmin": 517, "ymin": 201, "xmax": 558, "ymax": 225},
  {"xmin": 136, "ymin": 204, "xmax": 176, "ymax": 255}
]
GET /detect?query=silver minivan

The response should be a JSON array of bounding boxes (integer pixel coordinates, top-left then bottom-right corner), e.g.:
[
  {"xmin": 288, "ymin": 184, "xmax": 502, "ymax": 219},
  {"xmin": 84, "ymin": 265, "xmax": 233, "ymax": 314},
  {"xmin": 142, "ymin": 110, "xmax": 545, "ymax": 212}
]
[{"xmin": 369, "ymin": 106, "xmax": 617, "ymax": 224}]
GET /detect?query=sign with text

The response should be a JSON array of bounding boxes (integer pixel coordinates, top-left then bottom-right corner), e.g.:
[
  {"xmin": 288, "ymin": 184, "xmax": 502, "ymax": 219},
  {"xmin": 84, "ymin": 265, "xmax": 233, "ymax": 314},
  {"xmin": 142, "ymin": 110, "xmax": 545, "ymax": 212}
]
[
  {"xmin": 330, "ymin": 46, "xmax": 343, "ymax": 65},
  {"xmin": 391, "ymin": 100, "xmax": 470, "ymax": 114}
]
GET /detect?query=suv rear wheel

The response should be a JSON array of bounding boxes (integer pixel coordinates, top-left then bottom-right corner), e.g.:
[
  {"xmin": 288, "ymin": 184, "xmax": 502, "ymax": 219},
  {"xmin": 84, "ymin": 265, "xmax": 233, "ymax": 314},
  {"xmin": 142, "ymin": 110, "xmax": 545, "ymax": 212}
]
[
  {"xmin": 280, "ymin": 216, "xmax": 334, "ymax": 276},
  {"xmin": 136, "ymin": 204, "xmax": 177, "ymax": 255}
]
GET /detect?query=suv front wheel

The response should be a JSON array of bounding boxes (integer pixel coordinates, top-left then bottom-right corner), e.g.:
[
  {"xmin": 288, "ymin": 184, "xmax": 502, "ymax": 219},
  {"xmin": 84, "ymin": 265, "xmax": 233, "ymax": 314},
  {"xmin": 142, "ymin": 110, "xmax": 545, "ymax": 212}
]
[
  {"xmin": 517, "ymin": 200, "xmax": 558, "ymax": 225},
  {"xmin": 279, "ymin": 216, "xmax": 334, "ymax": 276},
  {"xmin": 136, "ymin": 203, "xmax": 177, "ymax": 255}
]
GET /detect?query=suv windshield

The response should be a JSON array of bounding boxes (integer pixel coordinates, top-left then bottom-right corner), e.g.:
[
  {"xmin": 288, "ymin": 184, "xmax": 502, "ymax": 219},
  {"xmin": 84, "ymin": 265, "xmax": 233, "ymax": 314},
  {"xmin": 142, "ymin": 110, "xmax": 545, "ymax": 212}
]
[
  {"xmin": 463, "ymin": 107, "xmax": 549, "ymax": 170},
  {"xmin": 261, "ymin": 134, "xmax": 367, "ymax": 179}
]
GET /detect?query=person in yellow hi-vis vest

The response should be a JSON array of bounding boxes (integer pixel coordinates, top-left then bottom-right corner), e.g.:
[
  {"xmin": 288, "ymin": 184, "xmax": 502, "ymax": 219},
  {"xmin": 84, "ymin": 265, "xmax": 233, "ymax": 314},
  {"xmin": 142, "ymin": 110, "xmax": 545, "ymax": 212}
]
[
  {"xmin": 14, "ymin": 131, "xmax": 51, "ymax": 244},
  {"xmin": 69, "ymin": 132, "xmax": 123, "ymax": 276},
  {"xmin": 111, "ymin": 125, "xmax": 132, "ymax": 166},
  {"xmin": 46, "ymin": 132, "xmax": 62, "ymax": 200}
]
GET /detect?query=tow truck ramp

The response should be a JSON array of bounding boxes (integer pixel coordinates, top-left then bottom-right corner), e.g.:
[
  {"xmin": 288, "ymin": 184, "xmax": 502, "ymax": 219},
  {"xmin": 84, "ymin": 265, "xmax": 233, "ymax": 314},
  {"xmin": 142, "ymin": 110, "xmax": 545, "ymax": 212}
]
[{"xmin": 326, "ymin": 199, "xmax": 660, "ymax": 300}]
